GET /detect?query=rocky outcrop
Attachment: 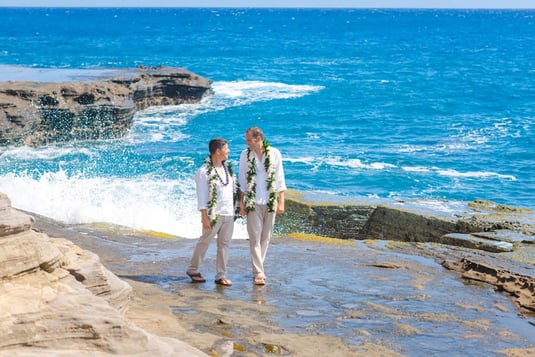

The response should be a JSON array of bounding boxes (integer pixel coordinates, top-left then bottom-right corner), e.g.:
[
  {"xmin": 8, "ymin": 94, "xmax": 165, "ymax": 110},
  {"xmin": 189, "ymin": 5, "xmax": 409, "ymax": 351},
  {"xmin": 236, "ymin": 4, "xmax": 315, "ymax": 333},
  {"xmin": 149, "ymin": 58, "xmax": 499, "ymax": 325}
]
[
  {"xmin": 278, "ymin": 194, "xmax": 535, "ymax": 249},
  {"xmin": 0, "ymin": 66, "xmax": 212, "ymax": 146},
  {"xmin": 0, "ymin": 192, "xmax": 206, "ymax": 356},
  {"xmin": 278, "ymin": 193, "xmax": 535, "ymax": 313},
  {"xmin": 442, "ymin": 258, "xmax": 535, "ymax": 312}
]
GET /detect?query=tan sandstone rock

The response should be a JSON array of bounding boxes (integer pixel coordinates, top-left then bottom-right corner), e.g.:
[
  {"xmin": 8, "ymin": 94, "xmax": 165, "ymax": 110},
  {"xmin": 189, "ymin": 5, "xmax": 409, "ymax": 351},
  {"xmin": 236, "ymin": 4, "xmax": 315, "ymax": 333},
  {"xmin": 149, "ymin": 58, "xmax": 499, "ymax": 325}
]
[{"xmin": 0, "ymin": 192, "xmax": 206, "ymax": 356}]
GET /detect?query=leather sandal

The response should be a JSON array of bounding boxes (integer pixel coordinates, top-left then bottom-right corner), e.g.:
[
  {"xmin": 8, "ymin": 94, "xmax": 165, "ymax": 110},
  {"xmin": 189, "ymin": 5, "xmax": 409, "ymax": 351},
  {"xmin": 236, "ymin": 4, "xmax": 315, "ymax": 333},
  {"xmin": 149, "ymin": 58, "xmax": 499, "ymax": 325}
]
[
  {"xmin": 215, "ymin": 278, "xmax": 232, "ymax": 286},
  {"xmin": 187, "ymin": 271, "xmax": 206, "ymax": 283}
]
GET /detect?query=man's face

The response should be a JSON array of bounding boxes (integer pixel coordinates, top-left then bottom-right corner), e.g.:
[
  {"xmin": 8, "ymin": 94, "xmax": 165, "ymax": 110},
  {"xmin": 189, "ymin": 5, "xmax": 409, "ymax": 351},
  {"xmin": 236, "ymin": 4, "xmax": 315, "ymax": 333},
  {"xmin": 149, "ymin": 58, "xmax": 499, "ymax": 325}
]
[
  {"xmin": 218, "ymin": 143, "xmax": 230, "ymax": 161},
  {"xmin": 245, "ymin": 132, "xmax": 261, "ymax": 151}
]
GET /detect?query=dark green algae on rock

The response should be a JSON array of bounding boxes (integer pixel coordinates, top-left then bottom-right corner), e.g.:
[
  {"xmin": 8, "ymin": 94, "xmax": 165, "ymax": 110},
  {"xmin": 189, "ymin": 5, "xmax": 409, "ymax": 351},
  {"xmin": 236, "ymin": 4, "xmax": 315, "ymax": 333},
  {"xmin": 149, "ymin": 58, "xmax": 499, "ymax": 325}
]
[{"xmin": 277, "ymin": 191, "xmax": 534, "ymax": 251}]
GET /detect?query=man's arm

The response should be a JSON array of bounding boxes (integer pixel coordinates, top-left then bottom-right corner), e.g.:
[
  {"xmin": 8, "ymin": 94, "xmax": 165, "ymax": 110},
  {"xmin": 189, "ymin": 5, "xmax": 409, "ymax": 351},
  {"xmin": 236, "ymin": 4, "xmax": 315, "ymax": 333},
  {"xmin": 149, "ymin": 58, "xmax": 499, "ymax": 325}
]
[
  {"xmin": 238, "ymin": 150, "xmax": 248, "ymax": 216},
  {"xmin": 276, "ymin": 191, "xmax": 285, "ymax": 214},
  {"xmin": 238, "ymin": 191, "xmax": 246, "ymax": 216},
  {"xmin": 200, "ymin": 209, "xmax": 211, "ymax": 230}
]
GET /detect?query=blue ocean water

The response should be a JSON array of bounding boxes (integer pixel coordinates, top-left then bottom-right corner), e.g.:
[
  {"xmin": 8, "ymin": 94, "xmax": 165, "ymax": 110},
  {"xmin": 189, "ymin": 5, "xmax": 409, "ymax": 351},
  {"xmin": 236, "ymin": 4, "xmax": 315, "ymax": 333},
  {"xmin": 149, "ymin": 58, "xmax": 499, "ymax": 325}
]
[{"xmin": 0, "ymin": 8, "xmax": 534, "ymax": 237}]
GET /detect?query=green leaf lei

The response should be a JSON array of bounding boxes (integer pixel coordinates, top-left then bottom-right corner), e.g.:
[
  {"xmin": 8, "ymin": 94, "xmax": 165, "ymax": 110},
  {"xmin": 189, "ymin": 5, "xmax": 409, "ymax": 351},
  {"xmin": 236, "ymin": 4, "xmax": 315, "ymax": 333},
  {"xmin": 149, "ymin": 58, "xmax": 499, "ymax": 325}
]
[
  {"xmin": 205, "ymin": 156, "xmax": 239, "ymax": 228},
  {"xmin": 245, "ymin": 139, "xmax": 277, "ymax": 213}
]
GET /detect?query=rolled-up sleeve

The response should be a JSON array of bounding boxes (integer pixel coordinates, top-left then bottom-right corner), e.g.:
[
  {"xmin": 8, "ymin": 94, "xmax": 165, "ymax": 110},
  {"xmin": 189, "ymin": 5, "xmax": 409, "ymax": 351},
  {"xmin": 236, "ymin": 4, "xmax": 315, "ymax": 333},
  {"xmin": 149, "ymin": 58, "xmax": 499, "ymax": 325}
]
[
  {"xmin": 195, "ymin": 166, "xmax": 209, "ymax": 211},
  {"xmin": 273, "ymin": 148, "xmax": 287, "ymax": 192},
  {"xmin": 238, "ymin": 149, "xmax": 248, "ymax": 193}
]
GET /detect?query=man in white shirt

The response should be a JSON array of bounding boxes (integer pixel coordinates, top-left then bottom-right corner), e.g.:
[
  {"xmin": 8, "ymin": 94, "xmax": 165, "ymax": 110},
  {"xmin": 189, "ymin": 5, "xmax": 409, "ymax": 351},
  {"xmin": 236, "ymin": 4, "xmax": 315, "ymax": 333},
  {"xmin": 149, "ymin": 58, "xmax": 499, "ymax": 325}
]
[
  {"xmin": 187, "ymin": 138, "xmax": 236, "ymax": 286},
  {"xmin": 239, "ymin": 127, "xmax": 286, "ymax": 285}
]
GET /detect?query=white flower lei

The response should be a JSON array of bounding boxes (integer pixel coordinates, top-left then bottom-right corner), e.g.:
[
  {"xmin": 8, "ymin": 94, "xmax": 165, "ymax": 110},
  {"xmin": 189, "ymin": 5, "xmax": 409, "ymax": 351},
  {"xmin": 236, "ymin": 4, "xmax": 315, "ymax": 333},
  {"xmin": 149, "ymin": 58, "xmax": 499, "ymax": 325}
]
[
  {"xmin": 205, "ymin": 156, "xmax": 239, "ymax": 228},
  {"xmin": 245, "ymin": 139, "xmax": 277, "ymax": 213}
]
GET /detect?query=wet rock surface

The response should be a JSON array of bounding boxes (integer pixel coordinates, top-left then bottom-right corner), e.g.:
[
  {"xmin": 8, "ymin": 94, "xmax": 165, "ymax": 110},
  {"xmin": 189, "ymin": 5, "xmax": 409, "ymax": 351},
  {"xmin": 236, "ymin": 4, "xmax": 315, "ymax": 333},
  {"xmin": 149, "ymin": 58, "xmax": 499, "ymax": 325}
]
[
  {"xmin": 279, "ymin": 193, "xmax": 535, "ymax": 313},
  {"xmin": 32, "ymin": 216, "xmax": 535, "ymax": 356},
  {"xmin": 279, "ymin": 193, "xmax": 535, "ymax": 244},
  {"xmin": 3, "ymin": 188, "xmax": 534, "ymax": 356}
]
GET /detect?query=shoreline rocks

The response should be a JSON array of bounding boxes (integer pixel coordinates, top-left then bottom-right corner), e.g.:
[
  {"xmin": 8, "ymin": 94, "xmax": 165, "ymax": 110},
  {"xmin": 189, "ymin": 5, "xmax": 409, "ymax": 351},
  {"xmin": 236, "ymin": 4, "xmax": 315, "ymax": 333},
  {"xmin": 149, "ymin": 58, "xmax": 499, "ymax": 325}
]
[
  {"xmin": 0, "ymin": 66, "xmax": 212, "ymax": 146},
  {"xmin": 2, "ymin": 188, "xmax": 534, "ymax": 354},
  {"xmin": 30, "ymin": 211, "xmax": 535, "ymax": 356},
  {"xmin": 278, "ymin": 192, "xmax": 535, "ymax": 249},
  {"xmin": 0, "ymin": 192, "xmax": 206, "ymax": 356},
  {"xmin": 278, "ymin": 192, "xmax": 535, "ymax": 313}
]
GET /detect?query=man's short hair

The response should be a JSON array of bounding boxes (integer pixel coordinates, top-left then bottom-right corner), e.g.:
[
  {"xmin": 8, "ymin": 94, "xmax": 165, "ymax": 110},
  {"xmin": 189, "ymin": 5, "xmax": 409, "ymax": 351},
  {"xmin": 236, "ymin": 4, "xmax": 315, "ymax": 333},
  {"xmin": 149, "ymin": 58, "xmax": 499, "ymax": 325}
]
[
  {"xmin": 209, "ymin": 138, "xmax": 227, "ymax": 155},
  {"xmin": 246, "ymin": 126, "xmax": 264, "ymax": 140}
]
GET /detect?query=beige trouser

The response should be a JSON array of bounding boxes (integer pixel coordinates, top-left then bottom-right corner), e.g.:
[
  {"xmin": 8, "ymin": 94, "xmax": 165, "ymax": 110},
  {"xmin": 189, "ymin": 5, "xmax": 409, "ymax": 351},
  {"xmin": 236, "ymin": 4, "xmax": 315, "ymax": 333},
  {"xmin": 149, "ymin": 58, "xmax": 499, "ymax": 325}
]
[
  {"xmin": 246, "ymin": 205, "xmax": 276, "ymax": 279},
  {"xmin": 187, "ymin": 215, "xmax": 234, "ymax": 280}
]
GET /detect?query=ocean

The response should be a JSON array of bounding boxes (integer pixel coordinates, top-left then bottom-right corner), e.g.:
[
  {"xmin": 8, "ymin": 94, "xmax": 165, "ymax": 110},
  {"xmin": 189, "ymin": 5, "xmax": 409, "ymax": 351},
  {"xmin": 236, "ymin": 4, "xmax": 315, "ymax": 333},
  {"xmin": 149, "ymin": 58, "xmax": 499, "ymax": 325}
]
[{"xmin": 0, "ymin": 7, "xmax": 534, "ymax": 238}]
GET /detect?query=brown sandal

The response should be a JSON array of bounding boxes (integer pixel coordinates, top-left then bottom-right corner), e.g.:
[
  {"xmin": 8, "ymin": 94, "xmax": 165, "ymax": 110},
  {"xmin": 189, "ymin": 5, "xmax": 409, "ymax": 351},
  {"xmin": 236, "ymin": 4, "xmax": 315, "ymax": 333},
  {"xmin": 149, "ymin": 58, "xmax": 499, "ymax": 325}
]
[
  {"xmin": 187, "ymin": 271, "xmax": 206, "ymax": 283},
  {"xmin": 215, "ymin": 278, "xmax": 232, "ymax": 286}
]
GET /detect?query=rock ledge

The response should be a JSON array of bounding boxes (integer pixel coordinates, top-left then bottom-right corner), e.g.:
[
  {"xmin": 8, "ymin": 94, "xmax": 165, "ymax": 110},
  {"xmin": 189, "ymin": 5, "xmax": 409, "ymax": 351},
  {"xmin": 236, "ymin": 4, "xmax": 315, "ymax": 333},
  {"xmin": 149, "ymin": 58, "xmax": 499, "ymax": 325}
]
[
  {"xmin": 278, "ymin": 193, "xmax": 535, "ymax": 313},
  {"xmin": 0, "ymin": 192, "xmax": 206, "ymax": 356},
  {"xmin": 0, "ymin": 66, "xmax": 212, "ymax": 146}
]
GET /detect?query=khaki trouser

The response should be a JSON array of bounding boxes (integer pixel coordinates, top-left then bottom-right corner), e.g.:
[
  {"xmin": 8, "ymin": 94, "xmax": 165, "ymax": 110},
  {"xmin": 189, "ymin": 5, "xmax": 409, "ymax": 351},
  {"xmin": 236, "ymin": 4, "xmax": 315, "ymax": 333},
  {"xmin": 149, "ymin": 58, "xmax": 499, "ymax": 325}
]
[
  {"xmin": 187, "ymin": 215, "xmax": 234, "ymax": 280},
  {"xmin": 246, "ymin": 205, "xmax": 276, "ymax": 279}
]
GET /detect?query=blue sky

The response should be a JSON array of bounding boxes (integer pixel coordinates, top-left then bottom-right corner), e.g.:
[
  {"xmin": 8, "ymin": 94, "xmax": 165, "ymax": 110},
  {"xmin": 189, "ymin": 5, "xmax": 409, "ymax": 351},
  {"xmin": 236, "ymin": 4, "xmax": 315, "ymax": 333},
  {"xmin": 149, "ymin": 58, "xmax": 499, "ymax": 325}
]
[{"xmin": 0, "ymin": 1, "xmax": 534, "ymax": 8}]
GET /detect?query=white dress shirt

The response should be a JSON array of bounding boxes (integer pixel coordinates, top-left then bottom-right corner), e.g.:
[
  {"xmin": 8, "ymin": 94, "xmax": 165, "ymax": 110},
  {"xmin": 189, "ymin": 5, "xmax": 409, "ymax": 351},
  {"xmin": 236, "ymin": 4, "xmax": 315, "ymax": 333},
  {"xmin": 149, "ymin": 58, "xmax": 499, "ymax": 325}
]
[
  {"xmin": 195, "ymin": 163, "xmax": 235, "ymax": 216},
  {"xmin": 238, "ymin": 146, "xmax": 286, "ymax": 204}
]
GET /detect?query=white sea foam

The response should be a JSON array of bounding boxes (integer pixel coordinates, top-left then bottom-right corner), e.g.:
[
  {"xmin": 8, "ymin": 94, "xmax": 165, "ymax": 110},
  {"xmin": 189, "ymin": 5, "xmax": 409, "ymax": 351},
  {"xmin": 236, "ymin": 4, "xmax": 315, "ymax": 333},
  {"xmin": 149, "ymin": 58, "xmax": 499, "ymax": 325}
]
[
  {"xmin": 127, "ymin": 107, "xmax": 194, "ymax": 143},
  {"xmin": 296, "ymin": 154, "xmax": 517, "ymax": 185},
  {"xmin": 211, "ymin": 80, "xmax": 323, "ymax": 102},
  {"xmin": 284, "ymin": 156, "xmax": 316, "ymax": 164},
  {"xmin": 128, "ymin": 80, "xmax": 324, "ymax": 144},
  {"xmin": 401, "ymin": 166, "xmax": 431, "ymax": 173},
  {"xmin": 289, "ymin": 152, "xmax": 520, "ymax": 190},
  {"xmin": 0, "ymin": 169, "xmax": 248, "ymax": 239},
  {"xmin": 397, "ymin": 142, "xmax": 476, "ymax": 154},
  {"xmin": 324, "ymin": 156, "xmax": 396, "ymax": 170},
  {"xmin": 449, "ymin": 116, "xmax": 525, "ymax": 148},
  {"xmin": 437, "ymin": 169, "xmax": 516, "ymax": 180},
  {"xmin": 368, "ymin": 162, "xmax": 397, "ymax": 170},
  {"xmin": 0, "ymin": 144, "xmax": 95, "ymax": 161},
  {"xmin": 390, "ymin": 198, "xmax": 470, "ymax": 216},
  {"xmin": 397, "ymin": 145, "xmax": 427, "ymax": 153}
]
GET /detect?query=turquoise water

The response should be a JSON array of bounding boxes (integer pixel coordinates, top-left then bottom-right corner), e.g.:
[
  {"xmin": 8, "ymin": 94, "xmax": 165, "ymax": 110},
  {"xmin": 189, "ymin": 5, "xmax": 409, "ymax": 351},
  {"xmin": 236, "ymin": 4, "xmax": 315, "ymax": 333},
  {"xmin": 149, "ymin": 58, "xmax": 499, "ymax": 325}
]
[{"xmin": 0, "ymin": 8, "xmax": 533, "ymax": 237}]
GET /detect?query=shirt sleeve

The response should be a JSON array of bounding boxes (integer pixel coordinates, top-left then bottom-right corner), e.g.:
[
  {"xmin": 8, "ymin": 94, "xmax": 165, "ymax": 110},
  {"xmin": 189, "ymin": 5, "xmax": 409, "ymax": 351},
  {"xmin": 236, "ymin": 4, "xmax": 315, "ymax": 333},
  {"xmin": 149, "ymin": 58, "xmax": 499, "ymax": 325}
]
[
  {"xmin": 195, "ymin": 166, "xmax": 209, "ymax": 211},
  {"xmin": 273, "ymin": 148, "xmax": 287, "ymax": 192},
  {"xmin": 238, "ymin": 149, "xmax": 248, "ymax": 193}
]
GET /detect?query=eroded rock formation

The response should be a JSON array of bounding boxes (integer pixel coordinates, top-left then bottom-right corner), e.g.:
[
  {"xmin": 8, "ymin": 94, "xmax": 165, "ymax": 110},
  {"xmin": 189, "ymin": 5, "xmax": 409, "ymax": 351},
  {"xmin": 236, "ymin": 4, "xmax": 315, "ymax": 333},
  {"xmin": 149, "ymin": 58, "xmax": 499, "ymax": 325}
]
[
  {"xmin": 0, "ymin": 192, "xmax": 206, "ymax": 356},
  {"xmin": 0, "ymin": 66, "xmax": 212, "ymax": 146}
]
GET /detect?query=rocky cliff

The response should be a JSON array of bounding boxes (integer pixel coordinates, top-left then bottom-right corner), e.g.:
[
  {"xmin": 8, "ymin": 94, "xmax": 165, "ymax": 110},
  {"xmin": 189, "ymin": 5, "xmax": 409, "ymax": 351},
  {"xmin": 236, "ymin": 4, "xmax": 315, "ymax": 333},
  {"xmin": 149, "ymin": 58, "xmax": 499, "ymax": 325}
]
[
  {"xmin": 0, "ymin": 66, "xmax": 212, "ymax": 146},
  {"xmin": 0, "ymin": 192, "xmax": 206, "ymax": 356}
]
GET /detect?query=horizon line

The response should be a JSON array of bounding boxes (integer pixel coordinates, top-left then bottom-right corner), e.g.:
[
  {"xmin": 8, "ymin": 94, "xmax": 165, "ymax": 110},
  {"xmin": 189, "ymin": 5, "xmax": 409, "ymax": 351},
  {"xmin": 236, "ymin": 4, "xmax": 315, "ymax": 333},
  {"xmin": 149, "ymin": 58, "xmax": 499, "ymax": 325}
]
[{"xmin": 0, "ymin": 6, "xmax": 535, "ymax": 10}]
